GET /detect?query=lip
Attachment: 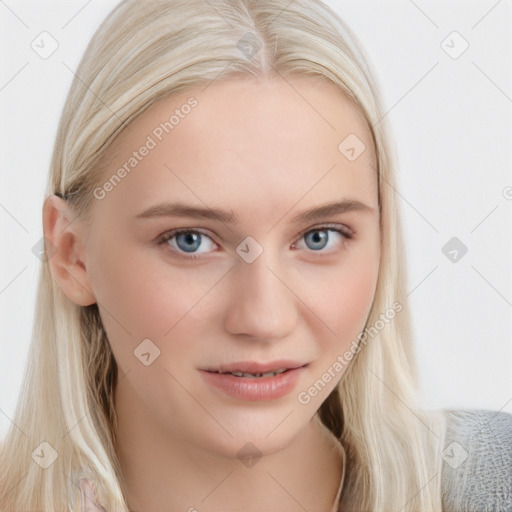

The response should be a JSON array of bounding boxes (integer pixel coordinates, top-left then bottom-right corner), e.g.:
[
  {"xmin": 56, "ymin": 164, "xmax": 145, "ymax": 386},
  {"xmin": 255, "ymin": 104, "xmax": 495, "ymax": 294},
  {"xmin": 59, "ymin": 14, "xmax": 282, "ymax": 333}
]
[
  {"xmin": 205, "ymin": 360, "xmax": 306, "ymax": 374},
  {"xmin": 199, "ymin": 361, "xmax": 308, "ymax": 401}
]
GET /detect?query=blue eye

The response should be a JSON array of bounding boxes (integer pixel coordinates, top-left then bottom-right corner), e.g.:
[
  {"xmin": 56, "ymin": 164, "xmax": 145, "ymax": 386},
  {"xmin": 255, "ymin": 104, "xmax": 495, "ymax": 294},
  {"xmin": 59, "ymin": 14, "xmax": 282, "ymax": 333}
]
[
  {"xmin": 295, "ymin": 227, "xmax": 350, "ymax": 253},
  {"xmin": 158, "ymin": 229, "xmax": 217, "ymax": 258},
  {"xmin": 305, "ymin": 230, "xmax": 330, "ymax": 251},
  {"xmin": 175, "ymin": 231, "xmax": 205, "ymax": 253},
  {"xmin": 157, "ymin": 225, "xmax": 352, "ymax": 260}
]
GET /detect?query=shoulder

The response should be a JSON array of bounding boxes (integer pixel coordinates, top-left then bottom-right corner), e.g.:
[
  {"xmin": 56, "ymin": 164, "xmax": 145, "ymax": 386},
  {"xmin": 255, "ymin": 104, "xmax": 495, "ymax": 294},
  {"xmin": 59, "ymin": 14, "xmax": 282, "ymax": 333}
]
[{"xmin": 440, "ymin": 408, "xmax": 512, "ymax": 512}]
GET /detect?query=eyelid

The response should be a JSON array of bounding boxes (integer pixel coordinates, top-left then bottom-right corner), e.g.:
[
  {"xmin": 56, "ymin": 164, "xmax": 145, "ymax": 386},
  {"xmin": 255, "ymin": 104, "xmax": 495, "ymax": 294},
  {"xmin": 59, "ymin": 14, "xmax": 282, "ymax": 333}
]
[
  {"xmin": 291, "ymin": 223, "xmax": 353, "ymax": 254},
  {"xmin": 156, "ymin": 228, "xmax": 221, "ymax": 254},
  {"xmin": 156, "ymin": 223, "xmax": 354, "ymax": 259},
  {"xmin": 302, "ymin": 222, "xmax": 354, "ymax": 237}
]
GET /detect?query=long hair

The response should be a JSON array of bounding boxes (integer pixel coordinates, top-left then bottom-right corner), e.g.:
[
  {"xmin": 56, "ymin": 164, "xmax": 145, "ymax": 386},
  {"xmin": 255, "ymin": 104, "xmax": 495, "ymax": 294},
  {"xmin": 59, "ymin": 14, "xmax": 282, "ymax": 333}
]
[{"xmin": 0, "ymin": 1, "xmax": 446, "ymax": 510}]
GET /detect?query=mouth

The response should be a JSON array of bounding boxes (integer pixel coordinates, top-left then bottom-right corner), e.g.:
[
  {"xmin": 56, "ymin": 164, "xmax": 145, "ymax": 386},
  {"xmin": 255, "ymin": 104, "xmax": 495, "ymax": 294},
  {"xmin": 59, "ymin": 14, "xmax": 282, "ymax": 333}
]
[
  {"xmin": 199, "ymin": 361, "xmax": 308, "ymax": 401},
  {"xmin": 205, "ymin": 368, "xmax": 291, "ymax": 378},
  {"xmin": 202, "ymin": 361, "xmax": 307, "ymax": 378}
]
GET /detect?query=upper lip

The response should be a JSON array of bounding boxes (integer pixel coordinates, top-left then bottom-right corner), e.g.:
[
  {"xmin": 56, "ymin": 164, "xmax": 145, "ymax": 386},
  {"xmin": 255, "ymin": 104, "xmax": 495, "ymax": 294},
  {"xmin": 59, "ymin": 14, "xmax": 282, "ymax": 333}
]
[{"xmin": 202, "ymin": 360, "xmax": 308, "ymax": 374}]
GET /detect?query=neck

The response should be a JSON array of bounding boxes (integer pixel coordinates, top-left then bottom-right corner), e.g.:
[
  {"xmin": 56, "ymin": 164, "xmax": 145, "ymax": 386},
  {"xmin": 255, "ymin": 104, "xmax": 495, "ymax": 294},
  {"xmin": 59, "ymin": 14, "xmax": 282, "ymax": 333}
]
[{"xmin": 113, "ymin": 379, "xmax": 344, "ymax": 512}]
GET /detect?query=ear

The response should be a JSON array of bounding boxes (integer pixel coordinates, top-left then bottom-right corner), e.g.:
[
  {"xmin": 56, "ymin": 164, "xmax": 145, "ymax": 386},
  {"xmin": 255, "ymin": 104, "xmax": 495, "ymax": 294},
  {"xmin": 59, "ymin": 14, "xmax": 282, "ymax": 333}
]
[{"xmin": 42, "ymin": 195, "xmax": 96, "ymax": 306}]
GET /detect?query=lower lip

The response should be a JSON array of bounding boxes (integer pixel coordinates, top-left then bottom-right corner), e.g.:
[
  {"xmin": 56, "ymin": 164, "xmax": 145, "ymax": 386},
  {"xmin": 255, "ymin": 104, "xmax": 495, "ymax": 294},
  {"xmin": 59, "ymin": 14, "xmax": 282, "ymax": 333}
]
[{"xmin": 200, "ymin": 367, "xmax": 306, "ymax": 401}]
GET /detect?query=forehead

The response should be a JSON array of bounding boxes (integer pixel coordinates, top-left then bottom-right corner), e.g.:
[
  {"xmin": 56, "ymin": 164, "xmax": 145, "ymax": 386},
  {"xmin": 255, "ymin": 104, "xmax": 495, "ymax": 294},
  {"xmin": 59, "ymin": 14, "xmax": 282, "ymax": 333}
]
[
  {"xmin": 94, "ymin": 74, "xmax": 378, "ymax": 220},
  {"xmin": 160, "ymin": 74, "xmax": 376, "ymax": 167}
]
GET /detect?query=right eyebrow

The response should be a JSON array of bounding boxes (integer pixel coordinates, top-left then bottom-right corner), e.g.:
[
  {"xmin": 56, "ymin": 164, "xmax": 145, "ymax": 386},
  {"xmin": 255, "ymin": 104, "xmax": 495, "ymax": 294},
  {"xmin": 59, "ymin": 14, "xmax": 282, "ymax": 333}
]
[{"xmin": 135, "ymin": 198, "xmax": 375, "ymax": 224}]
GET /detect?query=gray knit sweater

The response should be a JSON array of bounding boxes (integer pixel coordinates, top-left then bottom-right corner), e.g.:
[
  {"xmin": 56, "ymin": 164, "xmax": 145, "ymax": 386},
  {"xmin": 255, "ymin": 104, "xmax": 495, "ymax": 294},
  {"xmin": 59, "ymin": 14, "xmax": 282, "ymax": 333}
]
[{"xmin": 441, "ymin": 409, "xmax": 512, "ymax": 511}]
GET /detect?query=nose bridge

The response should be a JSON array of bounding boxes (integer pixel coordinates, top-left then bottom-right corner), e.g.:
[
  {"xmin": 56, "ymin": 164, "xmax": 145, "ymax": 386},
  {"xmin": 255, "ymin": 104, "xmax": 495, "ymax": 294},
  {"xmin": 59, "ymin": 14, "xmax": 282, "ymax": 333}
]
[{"xmin": 223, "ymin": 242, "xmax": 299, "ymax": 340}]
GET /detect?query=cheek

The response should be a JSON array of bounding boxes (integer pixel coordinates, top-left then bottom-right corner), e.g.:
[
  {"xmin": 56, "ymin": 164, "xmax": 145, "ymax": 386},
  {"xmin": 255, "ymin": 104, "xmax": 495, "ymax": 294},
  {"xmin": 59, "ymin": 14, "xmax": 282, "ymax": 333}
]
[
  {"xmin": 86, "ymin": 240, "xmax": 224, "ymax": 366},
  {"xmin": 302, "ymin": 244, "xmax": 379, "ymax": 352},
  {"xmin": 87, "ymin": 225, "xmax": 379, "ymax": 375},
  {"xmin": 334, "ymin": 259, "xmax": 378, "ymax": 335}
]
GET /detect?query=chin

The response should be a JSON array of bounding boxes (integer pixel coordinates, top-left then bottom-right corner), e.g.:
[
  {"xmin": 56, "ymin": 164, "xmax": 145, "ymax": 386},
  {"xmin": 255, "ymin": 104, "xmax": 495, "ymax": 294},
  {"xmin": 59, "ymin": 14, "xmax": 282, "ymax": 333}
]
[{"xmin": 190, "ymin": 404, "xmax": 317, "ymax": 460}]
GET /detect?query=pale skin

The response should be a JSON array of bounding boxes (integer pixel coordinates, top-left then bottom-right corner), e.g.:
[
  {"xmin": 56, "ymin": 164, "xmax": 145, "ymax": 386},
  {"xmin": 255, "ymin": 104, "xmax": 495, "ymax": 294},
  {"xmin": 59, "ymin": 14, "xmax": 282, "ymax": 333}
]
[{"xmin": 44, "ymin": 74, "xmax": 381, "ymax": 511}]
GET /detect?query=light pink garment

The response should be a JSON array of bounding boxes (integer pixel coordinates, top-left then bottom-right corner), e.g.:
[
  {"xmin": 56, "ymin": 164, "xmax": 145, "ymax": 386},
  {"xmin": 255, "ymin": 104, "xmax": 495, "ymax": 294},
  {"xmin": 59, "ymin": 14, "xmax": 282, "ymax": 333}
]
[{"xmin": 78, "ymin": 478, "xmax": 107, "ymax": 512}]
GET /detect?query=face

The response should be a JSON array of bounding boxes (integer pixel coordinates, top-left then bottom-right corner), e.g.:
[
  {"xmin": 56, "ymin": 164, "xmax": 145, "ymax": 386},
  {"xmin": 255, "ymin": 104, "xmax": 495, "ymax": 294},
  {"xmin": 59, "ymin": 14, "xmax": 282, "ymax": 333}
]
[{"xmin": 63, "ymin": 75, "xmax": 380, "ymax": 457}]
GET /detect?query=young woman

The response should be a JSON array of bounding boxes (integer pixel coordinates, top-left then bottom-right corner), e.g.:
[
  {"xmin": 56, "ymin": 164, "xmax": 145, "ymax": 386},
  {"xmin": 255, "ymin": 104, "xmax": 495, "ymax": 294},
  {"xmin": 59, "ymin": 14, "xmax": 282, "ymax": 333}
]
[{"xmin": 1, "ymin": 1, "xmax": 510, "ymax": 511}]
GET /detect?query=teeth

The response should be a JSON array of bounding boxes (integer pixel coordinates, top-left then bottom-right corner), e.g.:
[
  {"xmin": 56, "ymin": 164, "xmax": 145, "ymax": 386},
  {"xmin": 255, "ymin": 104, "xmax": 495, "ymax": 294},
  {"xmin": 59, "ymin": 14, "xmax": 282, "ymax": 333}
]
[{"xmin": 226, "ymin": 368, "xmax": 287, "ymax": 378}]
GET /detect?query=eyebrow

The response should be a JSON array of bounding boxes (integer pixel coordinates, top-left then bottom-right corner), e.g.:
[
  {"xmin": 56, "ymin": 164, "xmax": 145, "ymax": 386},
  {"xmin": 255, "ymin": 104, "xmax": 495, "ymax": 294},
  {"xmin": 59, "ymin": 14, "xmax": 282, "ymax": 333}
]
[{"xmin": 136, "ymin": 199, "xmax": 375, "ymax": 224}]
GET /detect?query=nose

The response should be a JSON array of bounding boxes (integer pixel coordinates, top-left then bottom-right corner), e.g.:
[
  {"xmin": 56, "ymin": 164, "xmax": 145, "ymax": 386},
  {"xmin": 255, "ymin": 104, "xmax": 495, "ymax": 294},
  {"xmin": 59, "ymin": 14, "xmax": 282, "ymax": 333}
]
[{"xmin": 223, "ymin": 250, "xmax": 299, "ymax": 341}]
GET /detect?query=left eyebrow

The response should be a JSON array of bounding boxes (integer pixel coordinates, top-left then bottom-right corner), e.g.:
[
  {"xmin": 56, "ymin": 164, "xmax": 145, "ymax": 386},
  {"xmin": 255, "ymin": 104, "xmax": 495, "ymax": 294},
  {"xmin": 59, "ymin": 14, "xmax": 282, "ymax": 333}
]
[
  {"xmin": 135, "ymin": 199, "xmax": 376, "ymax": 224},
  {"xmin": 288, "ymin": 199, "xmax": 376, "ymax": 223}
]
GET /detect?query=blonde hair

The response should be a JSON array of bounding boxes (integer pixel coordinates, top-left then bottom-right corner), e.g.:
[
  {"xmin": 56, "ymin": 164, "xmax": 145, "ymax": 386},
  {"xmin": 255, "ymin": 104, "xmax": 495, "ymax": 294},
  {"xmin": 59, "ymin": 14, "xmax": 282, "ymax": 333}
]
[{"xmin": 0, "ymin": 0, "xmax": 446, "ymax": 510}]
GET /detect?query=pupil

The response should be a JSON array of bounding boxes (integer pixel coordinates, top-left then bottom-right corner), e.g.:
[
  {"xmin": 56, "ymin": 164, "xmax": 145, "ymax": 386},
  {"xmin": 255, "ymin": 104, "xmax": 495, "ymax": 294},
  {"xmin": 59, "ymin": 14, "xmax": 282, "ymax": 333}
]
[
  {"xmin": 307, "ymin": 230, "xmax": 328, "ymax": 250},
  {"xmin": 178, "ymin": 232, "xmax": 200, "ymax": 252}
]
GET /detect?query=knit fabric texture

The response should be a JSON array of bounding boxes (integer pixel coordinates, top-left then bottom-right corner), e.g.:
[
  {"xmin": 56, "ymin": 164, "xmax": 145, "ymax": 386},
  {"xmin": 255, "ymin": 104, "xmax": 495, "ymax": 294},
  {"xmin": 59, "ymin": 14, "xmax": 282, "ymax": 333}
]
[{"xmin": 441, "ymin": 408, "xmax": 512, "ymax": 512}]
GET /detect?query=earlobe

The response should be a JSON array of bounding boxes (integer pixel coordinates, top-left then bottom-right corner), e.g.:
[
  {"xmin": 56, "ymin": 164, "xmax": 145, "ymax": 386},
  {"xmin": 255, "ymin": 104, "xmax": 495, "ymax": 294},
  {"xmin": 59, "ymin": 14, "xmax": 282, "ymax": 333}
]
[{"xmin": 42, "ymin": 195, "xmax": 96, "ymax": 306}]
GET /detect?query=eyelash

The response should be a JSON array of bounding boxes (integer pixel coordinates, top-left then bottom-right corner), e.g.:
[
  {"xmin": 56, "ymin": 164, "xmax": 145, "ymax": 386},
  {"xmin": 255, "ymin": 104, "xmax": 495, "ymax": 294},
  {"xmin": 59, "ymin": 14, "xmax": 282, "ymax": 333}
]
[{"xmin": 155, "ymin": 224, "xmax": 354, "ymax": 261}]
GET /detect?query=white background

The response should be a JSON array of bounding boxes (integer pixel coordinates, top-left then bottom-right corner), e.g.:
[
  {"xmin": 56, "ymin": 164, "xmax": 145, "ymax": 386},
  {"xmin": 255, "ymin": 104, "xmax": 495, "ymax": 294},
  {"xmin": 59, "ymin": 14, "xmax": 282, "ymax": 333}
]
[{"xmin": 1, "ymin": 0, "xmax": 511, "ymax": 438}]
